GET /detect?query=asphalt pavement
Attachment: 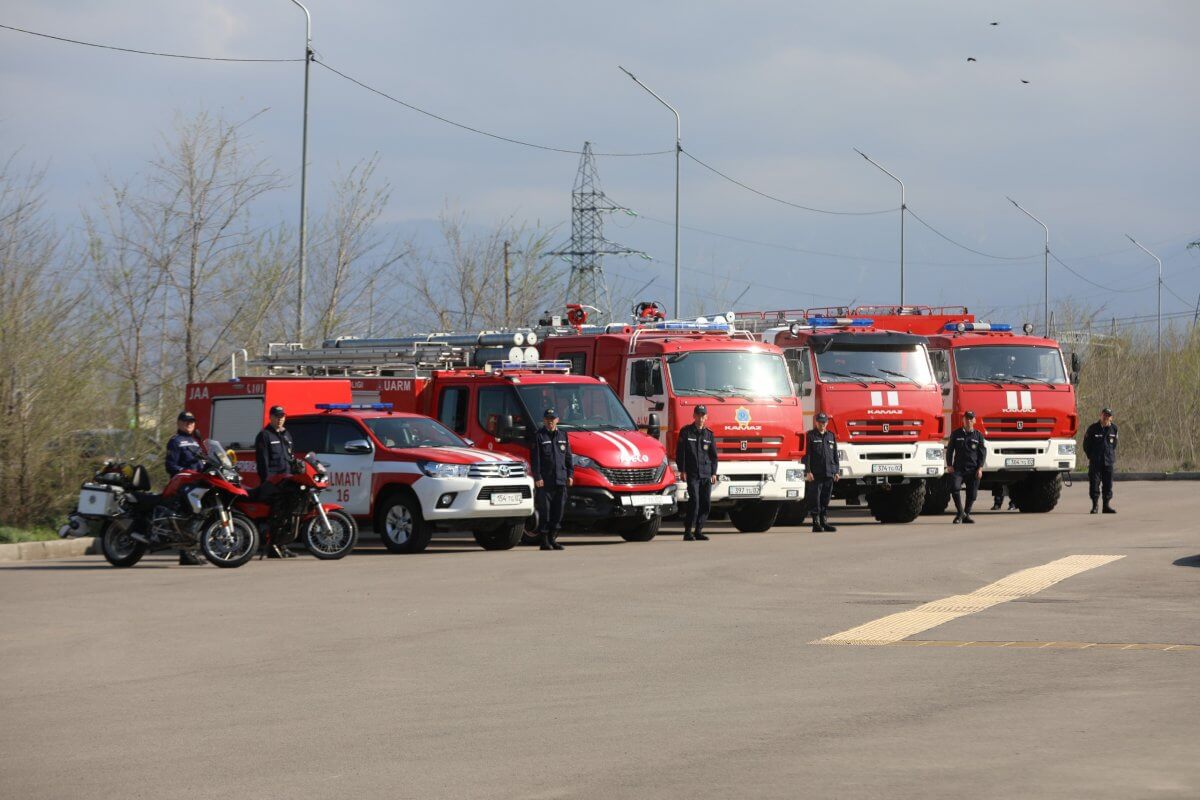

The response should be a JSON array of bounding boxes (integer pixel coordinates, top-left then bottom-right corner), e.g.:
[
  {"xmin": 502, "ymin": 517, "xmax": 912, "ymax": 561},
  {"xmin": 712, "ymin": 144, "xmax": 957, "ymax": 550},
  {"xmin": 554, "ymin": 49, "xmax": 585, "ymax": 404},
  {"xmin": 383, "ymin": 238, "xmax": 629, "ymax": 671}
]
[{"xmin": 1, "ymin": 481, "xmax": 1198, "ymax": 799}]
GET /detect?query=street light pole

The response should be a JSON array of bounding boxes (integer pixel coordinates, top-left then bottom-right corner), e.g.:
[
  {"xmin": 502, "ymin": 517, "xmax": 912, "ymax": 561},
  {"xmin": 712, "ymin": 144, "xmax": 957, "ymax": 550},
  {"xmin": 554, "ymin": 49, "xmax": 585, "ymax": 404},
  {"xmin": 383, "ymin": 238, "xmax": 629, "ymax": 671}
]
[
  {"xmin": 1126, "ymin": 234, "xmax": 1164, "ymax": 365},
  {"xmin": 288, "ymin": 0, "xmax": 312, "ymax": 344},
  {"xmin": 1007, "ymin": 197, "xmax": 1050, "ymax": 336},
  {"xmin": 854, "ymin": 149, "xmax": 905, "ymax": 305},
  {"xmin": 619, "ymin": 66, "xmax": 681, "ymax": 318}
]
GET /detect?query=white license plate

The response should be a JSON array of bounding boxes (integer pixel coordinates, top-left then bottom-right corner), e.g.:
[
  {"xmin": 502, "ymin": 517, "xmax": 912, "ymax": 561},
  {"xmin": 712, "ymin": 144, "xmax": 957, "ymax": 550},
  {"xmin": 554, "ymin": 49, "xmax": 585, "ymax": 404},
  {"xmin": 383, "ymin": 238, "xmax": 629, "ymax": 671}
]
[
  {"xmin": 623, "ymin": 495, "xmax": 672, "ymax": 507},
  {"xmin": 490, "ymin": 493, "xmax": 523, "ymax": 506},
  {"xmin": 728, "ymin": 485, "xmax": 761, "ymax": 497},
  {"xmin": 871, "ymin": 464, "xmax": 903, "ymax": 474},
  {"xmin": 1005, "ymin": 458, "xmax": 1035, "ymax": 467}
]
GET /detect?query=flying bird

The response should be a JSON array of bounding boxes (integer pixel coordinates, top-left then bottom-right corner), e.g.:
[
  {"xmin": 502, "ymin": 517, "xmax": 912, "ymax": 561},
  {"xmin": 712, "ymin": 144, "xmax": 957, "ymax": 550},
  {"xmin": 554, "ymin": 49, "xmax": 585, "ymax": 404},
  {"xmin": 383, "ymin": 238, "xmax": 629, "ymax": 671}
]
[
  {"xmin": 1021, "ymin": 79, "xmax": 1030, "ymax": 84},
  {"xmin": 967, "ymin": 57, "xmax": 977, "ymax": 62},
  {"xmin": 990, "ymin": 21, "xmax": 999, "ymax": 26}
]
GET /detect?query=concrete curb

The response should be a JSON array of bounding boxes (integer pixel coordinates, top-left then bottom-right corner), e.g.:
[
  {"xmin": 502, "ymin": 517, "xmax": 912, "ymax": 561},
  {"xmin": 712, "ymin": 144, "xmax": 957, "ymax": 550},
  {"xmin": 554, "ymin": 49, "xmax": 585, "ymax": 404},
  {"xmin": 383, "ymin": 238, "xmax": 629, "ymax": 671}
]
[
  {"xmin": 1067, "ymin": 472, "xmax": 1200, "ymax": 482},
  {"xmin": 0, "ymin": 538, "xmax": 98, "ymax": 563}
]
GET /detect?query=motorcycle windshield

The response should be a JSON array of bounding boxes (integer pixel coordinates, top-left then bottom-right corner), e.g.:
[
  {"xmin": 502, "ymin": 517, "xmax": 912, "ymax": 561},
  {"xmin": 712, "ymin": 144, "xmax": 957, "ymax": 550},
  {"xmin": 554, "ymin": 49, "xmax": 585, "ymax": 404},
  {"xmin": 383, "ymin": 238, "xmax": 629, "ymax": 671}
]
[{"xmin": 204, "ymin": 439, "xmax": 233, "ymax": 468}]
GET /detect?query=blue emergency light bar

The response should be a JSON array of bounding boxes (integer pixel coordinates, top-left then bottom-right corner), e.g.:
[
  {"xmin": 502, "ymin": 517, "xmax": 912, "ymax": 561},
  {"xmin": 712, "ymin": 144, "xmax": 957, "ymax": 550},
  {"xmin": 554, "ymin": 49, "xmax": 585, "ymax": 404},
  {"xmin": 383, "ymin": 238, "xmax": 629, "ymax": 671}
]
[
  {"xmin": 315, "ymin": 403, "xmax": 395, "ymax": 411},
  {"xmin": 805, "ymin": 316, "xmax": 873, "ymax": 327},
  {"xmin": 485, "ymin": 360, "xmax": 572, "ymax": 372},
  {"xmin": 943, "ymin": 322, "xmax": 1012, "ymax": 332},
  {"xmin": 648, "ymin": 321, "xmax": 731, "ymax": 331}
]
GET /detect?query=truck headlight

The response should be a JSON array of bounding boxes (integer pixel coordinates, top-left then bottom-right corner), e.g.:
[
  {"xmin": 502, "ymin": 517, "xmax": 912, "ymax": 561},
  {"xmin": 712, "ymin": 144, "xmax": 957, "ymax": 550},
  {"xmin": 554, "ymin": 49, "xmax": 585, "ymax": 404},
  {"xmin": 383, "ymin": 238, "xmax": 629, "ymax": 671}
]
[
  {"xmin": 1058, "ymin": 443, "xmax": 1076, "ymax": 455},
  {"xmin": 785, "ymin": 469, "xmax": 804, "ymax": 482},
  {"xmin": 419, "ymin": 461, "xmax": 470, "ymax": 478},
  {"xmin": 572, "ymin": 455, "xmax": 597, "ymax": 469},
  {"xmin": 926, "ymin": 447, "xmax": 944, "ymax": 461},
  {"xmin": 837, "ymin": 450, "xmax": 848, "ymax": 462}
]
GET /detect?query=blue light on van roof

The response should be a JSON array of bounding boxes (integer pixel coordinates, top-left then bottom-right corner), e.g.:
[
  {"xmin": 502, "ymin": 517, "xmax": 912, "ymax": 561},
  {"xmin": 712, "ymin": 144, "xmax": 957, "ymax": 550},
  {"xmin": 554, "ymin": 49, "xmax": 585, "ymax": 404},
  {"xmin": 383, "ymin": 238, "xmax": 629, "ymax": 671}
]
[
  {"xmin": 804, "ymin": 317, "xmax": 873, "ymax": 327},
  {"xmin": 943, "ymin": 322, "xmax": 1012, "ymax": 332},
  {"xmin": 315, "ymin": 403, "xmax": 394, "ymax": 411}
]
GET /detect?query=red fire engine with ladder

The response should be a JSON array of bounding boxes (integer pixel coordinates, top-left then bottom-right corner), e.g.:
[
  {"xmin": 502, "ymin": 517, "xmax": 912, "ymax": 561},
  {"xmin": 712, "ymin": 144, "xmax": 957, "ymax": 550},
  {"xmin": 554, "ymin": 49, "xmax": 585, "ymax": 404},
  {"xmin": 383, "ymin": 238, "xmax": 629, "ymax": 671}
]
[
  {"xmin": 839, "ymin": 306, "xmax": 1079, "ymax": 514},
  {"xmin": 723, "ymin": 310, "xmax": 946, "ymax": 524}
]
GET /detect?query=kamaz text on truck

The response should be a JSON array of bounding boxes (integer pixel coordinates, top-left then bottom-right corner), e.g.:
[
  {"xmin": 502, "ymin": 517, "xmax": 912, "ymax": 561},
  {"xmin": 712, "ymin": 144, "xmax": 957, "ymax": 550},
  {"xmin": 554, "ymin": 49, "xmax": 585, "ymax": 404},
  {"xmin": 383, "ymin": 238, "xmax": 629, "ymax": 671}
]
[
  {"xmin": 728, "ymin": 311, "xmax": 945, "ymax": 523},
  {"xmin": 854, "ymin": 306, "xmax": 1078, "ymax": 513},
  {"xmin": 244, "ymin": 335, "xmax": 677, "ymax": 542},
  {"xmin": 535, "ymin": 308, "xmax": 806, "ymax": 533}
]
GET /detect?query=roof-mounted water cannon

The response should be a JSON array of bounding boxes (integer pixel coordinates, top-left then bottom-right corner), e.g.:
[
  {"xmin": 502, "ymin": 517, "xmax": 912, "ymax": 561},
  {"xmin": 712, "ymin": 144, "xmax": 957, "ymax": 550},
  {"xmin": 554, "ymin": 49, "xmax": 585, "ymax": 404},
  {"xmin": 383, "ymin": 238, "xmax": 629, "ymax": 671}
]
[
  {"xmin": 565, "ymin": 303, "xmax": 590, "ymax": 331},
  {"xmin": 633, "ymin": 301, "xmax": 667, "ymax": 324},
  {"xmin": 945, "ymin": 322, "xmax": 1012, "ymax": 333}
]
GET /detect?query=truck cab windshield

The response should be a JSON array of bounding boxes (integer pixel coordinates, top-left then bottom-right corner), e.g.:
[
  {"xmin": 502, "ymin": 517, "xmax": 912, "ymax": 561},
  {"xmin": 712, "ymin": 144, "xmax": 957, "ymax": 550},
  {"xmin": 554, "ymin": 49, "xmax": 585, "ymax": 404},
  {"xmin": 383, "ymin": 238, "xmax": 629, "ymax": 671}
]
[
  {"xmin": 516, "ymin": 384, "xmax": 637, "ymax": 432},
  {"xmin": 953, "ymin": 346, "xmax": 1067, "ymax": 386},
  {"xmin": 814, "ymin": 345, "xmax": 934, "ymax": 386},
  {"xmin": 666, "ymin": 351, "xmax": 794, "ymax": 399}
]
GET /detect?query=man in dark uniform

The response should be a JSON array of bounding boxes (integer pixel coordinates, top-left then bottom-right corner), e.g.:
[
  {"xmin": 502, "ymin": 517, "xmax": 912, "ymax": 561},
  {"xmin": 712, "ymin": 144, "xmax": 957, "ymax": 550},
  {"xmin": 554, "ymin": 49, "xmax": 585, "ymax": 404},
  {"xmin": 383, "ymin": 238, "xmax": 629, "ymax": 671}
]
[
  {"xmin": 947, "ymin": 410, "xmax": 987, "ymax": 524},
  {"xmin": 255, "ymin": 405, "xmax": 296, "ymax": 557},
  {"xmin": 1083, "ymin": 407, "xmax": 1118, "ymax": 514},
  {"xmin": 530, "ymin": 408, "xmax": 573, "ymax": 550},
  {"xmin": 676, "ymin": 405, "xmax": 718, "ymax": 541},
  {"xmin": 803, "ymin": 411, "xmax": 840, "ymax": 533},
  {"xmin": 166, "ymin": 410, "xmax": 206, "ymax": 565}
]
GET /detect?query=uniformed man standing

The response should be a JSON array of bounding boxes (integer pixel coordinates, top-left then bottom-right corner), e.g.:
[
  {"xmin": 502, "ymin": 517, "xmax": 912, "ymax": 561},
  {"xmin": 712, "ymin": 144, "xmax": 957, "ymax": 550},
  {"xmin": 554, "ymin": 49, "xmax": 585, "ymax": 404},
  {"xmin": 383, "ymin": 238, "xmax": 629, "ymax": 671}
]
[
  {"xmin": 165, "ymin": 410, "xmax": 206, "ymax": 565},
  {"xmin": 255, "ymin": 405, "xmax": 296, "ymax": 557},
  {"xmin": 803, "ymin": 411, "xmax": 840, "ymax": 533},
  {"xmin": 676, "ymin": 405, "xmax": 718, "ymax": 541},
  {"xmin": 1083, "ymin": 407, "xmax": 1118, "ymax": 514},
  {"xmin": 947, "ymin": 410, "xmax": 987, "ymax": 524},
  {"xmin": 530, "ymin": 408, "xmax": 573, "ymax": 550}
]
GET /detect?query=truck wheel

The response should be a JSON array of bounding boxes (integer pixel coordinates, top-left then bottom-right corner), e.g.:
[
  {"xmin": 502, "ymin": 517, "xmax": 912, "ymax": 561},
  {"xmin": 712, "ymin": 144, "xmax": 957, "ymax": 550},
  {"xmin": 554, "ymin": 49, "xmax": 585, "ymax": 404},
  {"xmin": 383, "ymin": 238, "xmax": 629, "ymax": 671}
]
[
  {"xmin": 376, "ymin": 493, "xmax": 433, "ymax": 553},
  {"xmin": 867, "ymin": 481, "xmax": 926, "ymax": 523},
  {"xmin": 305, "ymin": 509, "xmax": 358, "ymax": 560},
  {"xmin": 1010, "ymin": 473, "xmax": 1062, "ymax": 513},
  {"xmin": 520, "ymin": 511, "xmax": 541, "ymax": 546},
  {"xmin": 618, "ymin": 515, "xmax": 660, "ymax": 542},
  {"xmin": 774, "ymin": 501, "xmax": 807, "ymax": 527},
  {"xmin": 473, "ymin": 520, "xmax": 524, "ymax": 551},
  {"xmin": 728, "ymin": 501, "xmax": 781, "ymax": 533},
  {"xmin": 921, "ymin": 476, "xmax": 953, "ymax": 516},
  {"xmin": 101, "ymin": 520, "xmax": 146, "ymax": 568}
]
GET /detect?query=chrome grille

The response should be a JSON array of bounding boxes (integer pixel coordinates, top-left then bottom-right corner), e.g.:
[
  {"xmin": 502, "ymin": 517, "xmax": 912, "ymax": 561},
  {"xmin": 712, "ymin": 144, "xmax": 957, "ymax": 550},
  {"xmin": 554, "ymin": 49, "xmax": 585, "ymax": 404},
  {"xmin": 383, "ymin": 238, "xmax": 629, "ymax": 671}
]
[
  {"xmin": 846, "ymin": 419, "xmax": 923, "ymax": 440},
  {"xmin": 982, "ymin": 417, "xmax": 1055, "ymax": 438},
  {"xmin": 477, "ymin": 485, "xmax": 532, "ymax": 500},
  {"xmin": 468, "ymin": 462, "xmax": 527, "ymax": 479},
  {"xmin": 715, "ymin": 436, "xmax": 783, "ymax": 457},
  {"xmin": 598, "ymin": 465, "xmax": 665, "ymax": 486}
]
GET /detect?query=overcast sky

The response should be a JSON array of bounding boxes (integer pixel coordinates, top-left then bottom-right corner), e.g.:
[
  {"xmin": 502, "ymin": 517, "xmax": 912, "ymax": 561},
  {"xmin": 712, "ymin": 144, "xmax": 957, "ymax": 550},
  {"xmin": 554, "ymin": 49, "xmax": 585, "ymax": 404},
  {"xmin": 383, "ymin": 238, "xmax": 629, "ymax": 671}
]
[{"xmin": 3, "ymin": 1, "xmax": 1198, "ymax": 326}]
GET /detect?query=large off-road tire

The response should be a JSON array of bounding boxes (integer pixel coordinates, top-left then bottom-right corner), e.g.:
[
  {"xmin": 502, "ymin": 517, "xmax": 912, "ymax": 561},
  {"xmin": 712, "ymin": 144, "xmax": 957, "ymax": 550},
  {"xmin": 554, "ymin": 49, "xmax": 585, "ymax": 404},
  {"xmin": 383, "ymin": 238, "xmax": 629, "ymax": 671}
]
[
  {"xmin": 774, "ymin": 501, "xmax": 808, "ymax": 527},
  {"xmin": 100, "ymin": 520, "xmax": 146, "ymax": 568},
  {"xmin": 520, "ymin": 511, "xmax": 541, "ymax": 546},
  {"xmin": 304, "ymin": 509, "xmax": 358, "ymax": 560},
  {"xmin": 1009, "ymin": 473, "xmax": 1062, "ymax": 513},
  {"xmin": 618, "ymin": 515, "xmax": 660, "ymax": 542},
  {"xmin": 728, "ymin": 501, "xmax": 781, "ymax": 533},
  {"xmin": 473, "ymin": 520, "xmax": 525, "ymax": 551},
  {"xmin": 867, "ymin": 481, "xmax": 927, "ymax": 523},
  {"xmin": 376, "ymin": 493, "xmax": 433, "ymax": 553},
  {"xmin": 200, "ymin": 512, "xmax": 259, "ymax": 568},
  {"xmin": 921, "ymin": 476, "xmax": 953, "ymax": 516}
]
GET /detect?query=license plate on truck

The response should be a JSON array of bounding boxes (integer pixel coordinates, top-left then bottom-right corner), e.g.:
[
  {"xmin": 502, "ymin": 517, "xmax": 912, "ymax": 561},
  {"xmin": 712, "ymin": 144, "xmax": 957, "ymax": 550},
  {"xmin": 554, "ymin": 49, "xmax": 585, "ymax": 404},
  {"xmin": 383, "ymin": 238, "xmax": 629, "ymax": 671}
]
[
  {"xmin": 490, "ymin": 493, "xmax": 522, "ymax": 506},
  {"xmin": 728, "ymin": 485, "xmax": 760, "ymax": 497},
  {"xmin": 1005, "ymin": 458, "xmax": 1035, "ymax": 467},
  {"xmin": 871, "ymin": 464, "xmax": 903, "ymax": 474},
  {"xmin": 621, "ymin": 495, "xmax": 673, "ymax": 507}
]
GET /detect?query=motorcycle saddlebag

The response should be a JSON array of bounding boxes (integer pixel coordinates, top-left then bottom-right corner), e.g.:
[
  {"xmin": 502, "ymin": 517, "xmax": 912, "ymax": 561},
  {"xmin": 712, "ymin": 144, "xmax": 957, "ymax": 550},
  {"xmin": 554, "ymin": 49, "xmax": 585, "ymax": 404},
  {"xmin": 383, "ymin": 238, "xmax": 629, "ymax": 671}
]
[{"xmin": 77, "ymin": 483, "xmax": 124, "ymax": 517}]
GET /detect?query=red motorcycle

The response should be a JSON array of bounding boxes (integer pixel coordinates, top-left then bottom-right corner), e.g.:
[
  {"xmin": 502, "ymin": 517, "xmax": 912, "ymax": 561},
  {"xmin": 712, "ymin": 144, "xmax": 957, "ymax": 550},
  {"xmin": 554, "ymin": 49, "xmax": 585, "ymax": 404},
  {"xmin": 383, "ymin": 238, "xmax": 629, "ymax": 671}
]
[
  {"xmin": 64, "ymin": 439, "xmax": 258, "ymax": 568},
  {"xmin": 236, "ymin": 452, "xmax": 358, "ymax": 560}
]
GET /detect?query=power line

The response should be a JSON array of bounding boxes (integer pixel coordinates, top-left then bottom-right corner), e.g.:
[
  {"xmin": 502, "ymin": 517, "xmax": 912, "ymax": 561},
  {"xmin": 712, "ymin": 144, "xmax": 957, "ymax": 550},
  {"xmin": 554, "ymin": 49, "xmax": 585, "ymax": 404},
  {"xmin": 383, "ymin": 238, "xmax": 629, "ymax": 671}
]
[
  {"xmin": 314, "ymin": 59, "xmax": 672, "ymax": 158},
  {"xmin": 1161, "ymin": 280, "xmax": 1193, "ymax": 309},
  {"xmin": 0, "ymin": 22, "xmax": 303, "ymax": 62},
  {"xmin": 680, "ymin": 149, "xmax": 898, "ymax": 216},
  {"xmin": 905, "ymin": 207, "xmax": 1040, "ymax": 261},
  {"xmin": 1048, "ymin": 250, "xmax": 1153, "ymax": 294}
]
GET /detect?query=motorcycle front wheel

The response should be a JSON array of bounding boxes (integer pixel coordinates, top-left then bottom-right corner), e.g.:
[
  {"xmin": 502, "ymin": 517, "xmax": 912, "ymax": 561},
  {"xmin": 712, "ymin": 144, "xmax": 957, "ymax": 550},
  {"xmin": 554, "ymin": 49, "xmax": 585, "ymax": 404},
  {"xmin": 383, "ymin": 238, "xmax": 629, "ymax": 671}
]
[
  {"xmin": 304, "ymin": 509, "xmax": 358, "ymax": 560},
  {"xmin": 101, "ymin": 520, "xmax": 146, "ymax": 568},
  {"xmin": 199, "ymin": 512, "xmax": 258, "ymax": 568}
]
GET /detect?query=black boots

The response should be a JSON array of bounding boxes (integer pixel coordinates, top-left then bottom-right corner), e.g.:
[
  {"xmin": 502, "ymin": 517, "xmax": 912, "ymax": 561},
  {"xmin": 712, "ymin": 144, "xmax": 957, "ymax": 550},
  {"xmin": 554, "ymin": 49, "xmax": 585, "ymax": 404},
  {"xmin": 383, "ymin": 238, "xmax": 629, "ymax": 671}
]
[
  {"xmin": 694, "ymin": 532, "xmax": 709, "ymax": 541},
  {"xmin": 683, "ymin": 532, "xmax": 695, "ymax": 541},
  {"xmin": 179, "ymin": 549, "xmax": 202, "ymax": 566},
  {"xmin": 683, "ymin": 531, "xmax": 709, "ymax": 541},
  {"xmin": 1103, "ymin": 502, "xmax": 1116, "ymax": 514},
  {"xmin": 811, "ymin": 515, "xmax": 836, "ymax": 532},
  {"xmin": 991, "ymin": 498, "xmax": 1003, "ymax": 511},
  {"xmin": 1091, "ymin": 499, "xmax": 1099, "ymax": 514}
]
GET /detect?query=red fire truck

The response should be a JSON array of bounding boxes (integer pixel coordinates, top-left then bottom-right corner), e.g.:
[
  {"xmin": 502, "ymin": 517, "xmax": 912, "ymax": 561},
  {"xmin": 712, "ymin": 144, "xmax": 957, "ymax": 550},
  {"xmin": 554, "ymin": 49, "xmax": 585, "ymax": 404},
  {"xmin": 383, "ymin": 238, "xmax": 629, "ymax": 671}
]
[
  {"xmin": 726, "ymin": 311, "xmax": 946, "ymax": 523},
  {"xmin": 847, "ymin": 306, "xmax": 1079, "ymax": 513},
  {"xmin": 535, "ymin": 308, "xmax": 807, "ymax": 533},
  {"xmin": 183, "ymin": 377, "xmax": 537, "ymax": 552},
  {"xmin": 243, "ymin": 334, "xmax": 677, "ymax": 542}
]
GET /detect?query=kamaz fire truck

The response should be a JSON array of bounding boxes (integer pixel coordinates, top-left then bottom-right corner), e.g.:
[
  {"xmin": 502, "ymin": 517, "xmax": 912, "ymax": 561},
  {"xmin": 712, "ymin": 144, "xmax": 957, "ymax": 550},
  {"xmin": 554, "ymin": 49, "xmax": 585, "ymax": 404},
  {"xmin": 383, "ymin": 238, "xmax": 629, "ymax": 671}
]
[
  {"xmin": 534, "ymin": 304, "xmax": 807, "ymax": 533},
  {"xmin": 846, "ymin": 306, "xmax": 1079, "ymax": 513},
  {"xmin": 243, "ymin": 330, "xmax": 677, "ymax": 542},
  {"xmin": 725, "ymin": 311, "xmax": 946, "ymax": 523}
]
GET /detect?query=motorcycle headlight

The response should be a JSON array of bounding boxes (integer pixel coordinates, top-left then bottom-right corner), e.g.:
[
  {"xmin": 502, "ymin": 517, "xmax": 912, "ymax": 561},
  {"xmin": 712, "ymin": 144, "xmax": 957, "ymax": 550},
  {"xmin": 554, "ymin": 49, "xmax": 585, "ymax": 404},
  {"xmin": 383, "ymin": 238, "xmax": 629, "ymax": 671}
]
[
  {"xmin": 926, "ymin": 447, "xmax": 945, "ymax": 461},
  {"xmin": 572, "ymin": 455, "xmax": 597, "ymax": 469},
  {"xmin": 1058, "ymin": 443, "xmax": 1076, "ymax": 455},
  {"xmin": 419, "ymin": 461, "xmax": 470, "ymax": 479}
]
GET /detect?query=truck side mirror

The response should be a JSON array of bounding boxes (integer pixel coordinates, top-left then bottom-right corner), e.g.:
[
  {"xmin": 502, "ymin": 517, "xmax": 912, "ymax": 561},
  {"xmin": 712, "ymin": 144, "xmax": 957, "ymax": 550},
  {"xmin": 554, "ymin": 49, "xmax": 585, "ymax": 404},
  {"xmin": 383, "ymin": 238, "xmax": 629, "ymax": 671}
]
[
  {"xmin": 497, "ymin": 414, "xmax": 527, "ymax": 442},
  {"xmin": 646, "ymin": 412, "xmax": 661, "ymax": 439},
  {"xmin": 801, "ymin": 385, "xmax": 812, "ymax": 397},
  {"xmin": 343, "ymin": 439, "xmax": 373, "ymax": 455}
]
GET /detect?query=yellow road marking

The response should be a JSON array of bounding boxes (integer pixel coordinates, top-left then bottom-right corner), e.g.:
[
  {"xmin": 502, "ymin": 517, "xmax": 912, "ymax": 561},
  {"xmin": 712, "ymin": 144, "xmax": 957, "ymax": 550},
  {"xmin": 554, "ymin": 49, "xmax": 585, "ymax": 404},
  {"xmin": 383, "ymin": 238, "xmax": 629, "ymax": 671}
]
[
  {"xmin": 814, "ymin": 555, "xmax": 1124, "ymax": 645},
  {"xmin": 891, "ymin": 640, "xmax": 1199, "ymax": 652}
]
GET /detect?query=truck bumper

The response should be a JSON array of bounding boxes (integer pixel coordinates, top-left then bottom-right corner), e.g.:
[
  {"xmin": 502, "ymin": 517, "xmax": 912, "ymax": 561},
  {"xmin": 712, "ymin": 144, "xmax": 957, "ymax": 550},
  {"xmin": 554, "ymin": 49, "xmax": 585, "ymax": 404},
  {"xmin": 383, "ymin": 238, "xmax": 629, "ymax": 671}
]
[
  {"xmin": 675, "ymin": 460, "xmax": 807, "ymax": 506},
  {"xmin": 983, "ymin": 438, "xmax": 1077, "ymax": 477},
  {"xmin": 837, "ymin": 442, "xmax": 946, "ymax": 486},
  {"xmin": 565, "ymin": 487, "xmax": 678, "ymax": 524},
  {"xmin": 415, "ymin": 476, "xmax": 536, "ymax": 525}
]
